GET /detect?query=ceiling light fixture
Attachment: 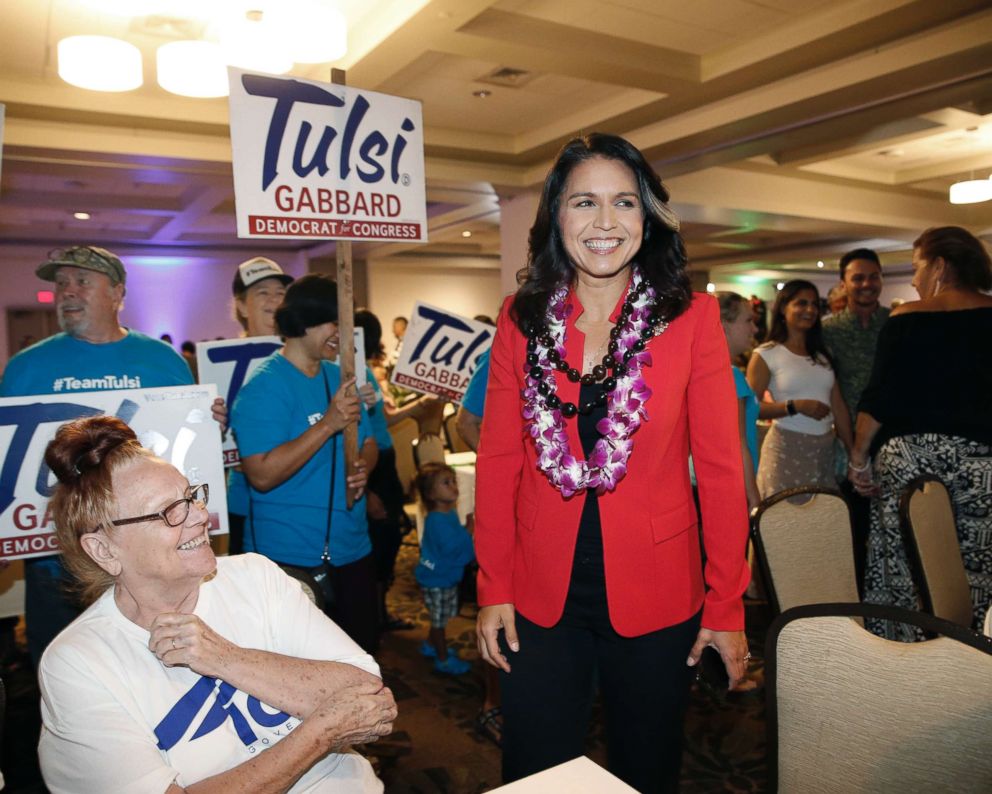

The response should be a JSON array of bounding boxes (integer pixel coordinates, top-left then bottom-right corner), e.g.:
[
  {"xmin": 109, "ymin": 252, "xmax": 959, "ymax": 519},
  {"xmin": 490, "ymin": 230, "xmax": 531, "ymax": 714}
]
[
  {"xmin": 73, "ymin": 211, "xmax": 91, "ymax": 220},
  {"xmin": 776, "ymin": 282, "xmax": 785, "ymax": 291},
  {"xmin": 57, "ymin": 35, "xmax": 143, "ymax": 92},
  {"xmin": 461, "ymin": 230, "xmax": 472, "ymax": 238},
  {"xmin": 949, "ymin": 177, "xmax": 992, "ymax": 205},
  {"xmin": 473, "ymin": 90, "xmax": 492, "ymax": 98},
  {"xmin": 816, "ymin": 260, "xmax": 825, "ymax": 268},
  {"xmin": 157, "ymin": 41, "xmax": 229, "ymax": 97},
  {"xmin": 705, "ymin": 282, "xmax": 716, "ymax": 293}
]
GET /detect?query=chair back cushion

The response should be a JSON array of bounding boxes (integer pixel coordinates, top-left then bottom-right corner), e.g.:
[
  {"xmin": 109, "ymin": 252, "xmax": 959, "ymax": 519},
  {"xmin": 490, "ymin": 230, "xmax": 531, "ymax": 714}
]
[
  {"xmin": 902, "ymin": 476, "xmax": 973, "ymax": 627},
  {"xmin": 773, "ymin": 609, "xmax": 992, "ymax": 792},
  {"xmin": 412, "ymin": 432, "xmax": 446, "ymax": 467},
  {"xmin": 754, "ymin": 489, "xmax": 859, "ymax": 614}
]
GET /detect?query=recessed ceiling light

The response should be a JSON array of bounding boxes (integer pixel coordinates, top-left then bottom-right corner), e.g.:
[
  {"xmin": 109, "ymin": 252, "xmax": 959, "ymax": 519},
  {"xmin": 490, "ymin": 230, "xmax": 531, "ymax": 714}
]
[
  {"xmin": 776, "ymin": 282, "xmax": 785, "ymax": 291},
  {"xmin": 73, "ymin": 211, "xmax": 91, "ymax": 220},
  {"xmin": 473, "ymin": 90, "xmax": 492, "ymax": 98},
  {"xmin": 816, "ymin": 260, "xmax": 824, "ymax": 268},
  {"xmin": 462, "ymin": 230, "xmax": 472, "ymax": 238}
]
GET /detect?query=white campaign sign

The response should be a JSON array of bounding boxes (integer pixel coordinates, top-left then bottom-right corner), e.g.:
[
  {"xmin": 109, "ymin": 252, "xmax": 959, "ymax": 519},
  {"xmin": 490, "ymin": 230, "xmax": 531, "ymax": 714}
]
[
  {"xmin": 0, "ymin": 385, "xmax": 228, "ymax": 560},
  {"xmin": 228, "ymin": 68, "xmax": 427, "ymax": 243},
  {"xmin": 196, "ymin": 337, "xmax": 282, "ymax": 467},
  {"xmin": 391, "ymin": 303, "xmax": 493, "ymax": 403}
]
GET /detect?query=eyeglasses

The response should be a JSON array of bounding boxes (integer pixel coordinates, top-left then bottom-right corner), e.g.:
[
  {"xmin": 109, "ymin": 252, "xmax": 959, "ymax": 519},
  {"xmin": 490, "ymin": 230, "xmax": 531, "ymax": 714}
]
[{"xmin": 111, "ymin": 484, "xmax": 209, "ymax": 528}]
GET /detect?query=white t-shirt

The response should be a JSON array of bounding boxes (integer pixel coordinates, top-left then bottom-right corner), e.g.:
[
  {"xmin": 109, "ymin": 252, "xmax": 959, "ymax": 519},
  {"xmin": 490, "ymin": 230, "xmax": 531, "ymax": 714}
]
[
  {"xmin": 38, "ymin": 554, "xmax": 383, "ymax": 794},
  {"xmin": 754, "ymin": 343, "xmax": 835, "ymax": 435}
]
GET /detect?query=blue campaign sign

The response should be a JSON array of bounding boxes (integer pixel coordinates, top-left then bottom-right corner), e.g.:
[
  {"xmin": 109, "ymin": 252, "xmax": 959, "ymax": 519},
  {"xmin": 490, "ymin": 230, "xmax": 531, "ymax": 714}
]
[
  {"xmin": 0, "ymin": 385, "xmax": 226, "ymax": 560},
  {"xmin": 390, "ymin": 303, "xmax": 493, "ymax": 403},
  {"xmin": 228, "ymin": 68, "xmax": 427, "ymax": 243},
  {"xmin": 195, "ymin": 337, "xmax": 281, "ymax": 466}
]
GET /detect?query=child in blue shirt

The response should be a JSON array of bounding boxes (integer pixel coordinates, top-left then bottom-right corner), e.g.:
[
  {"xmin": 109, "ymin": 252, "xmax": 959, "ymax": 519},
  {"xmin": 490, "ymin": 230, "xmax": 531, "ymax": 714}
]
[{"xmin": 415, "ymin": 462, "xmax": 475, "ymax": 675}]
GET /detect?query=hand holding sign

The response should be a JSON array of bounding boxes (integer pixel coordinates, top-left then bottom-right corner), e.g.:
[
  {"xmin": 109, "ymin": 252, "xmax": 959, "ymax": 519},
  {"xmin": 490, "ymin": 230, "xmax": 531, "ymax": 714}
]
[{"xmin": 323, "ymin": 377, "xmax": 361, "ymax": 435}]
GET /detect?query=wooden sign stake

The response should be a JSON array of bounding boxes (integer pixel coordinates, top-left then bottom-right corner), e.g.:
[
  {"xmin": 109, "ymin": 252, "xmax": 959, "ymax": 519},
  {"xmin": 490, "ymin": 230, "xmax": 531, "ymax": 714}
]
[{"xmin": 331, "ymin": 67, "xmax": 359, "ymax": 509}]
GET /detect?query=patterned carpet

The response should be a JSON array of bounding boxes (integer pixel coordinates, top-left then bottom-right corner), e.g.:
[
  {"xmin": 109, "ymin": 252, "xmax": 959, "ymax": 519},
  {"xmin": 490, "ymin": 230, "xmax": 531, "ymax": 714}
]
[{"xmin": 0, "ymin": 541, "xmax": 770, "ymax": 792}]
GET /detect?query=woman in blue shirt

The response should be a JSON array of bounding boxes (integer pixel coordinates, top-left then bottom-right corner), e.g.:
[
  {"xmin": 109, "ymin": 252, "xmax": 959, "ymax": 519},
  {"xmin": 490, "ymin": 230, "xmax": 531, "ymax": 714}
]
[{"xmin": 232, "ymin": 275, "xmax": 379, "ymax": 652}]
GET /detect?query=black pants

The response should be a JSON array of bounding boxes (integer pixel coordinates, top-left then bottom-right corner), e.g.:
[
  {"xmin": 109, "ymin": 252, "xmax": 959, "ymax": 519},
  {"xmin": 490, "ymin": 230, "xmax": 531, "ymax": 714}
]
[
  {"xmin": 25, "ymin": 559, "xmax": 82, "ymax": 669},
  {"xmin": 499, "ymin": 603, "xmax": 700, "ymax": 792},
  {"xmin": 839, "ymin": 479, "xmax": 870, "ymax": 598},
  {"xmin": 367, "ymin": 448, "xmax": 406, "ymax": 585},
  {"xmin": 326, "ymin": 553, "xmax": 380, "ymax": 655},
  {"xmin": 227, "ymin": 513, "xmax": 245, "ymax": 556}
]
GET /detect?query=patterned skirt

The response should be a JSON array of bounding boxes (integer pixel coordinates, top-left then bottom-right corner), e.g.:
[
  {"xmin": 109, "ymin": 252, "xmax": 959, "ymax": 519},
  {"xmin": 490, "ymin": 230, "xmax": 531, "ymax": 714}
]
[
  {"xmin": 864, "ymin": 433, "xmax": 992, "ymax": 641},
  {"xmin": 756, "ymin": 423, "xmax": 836, "ymax": 500}
]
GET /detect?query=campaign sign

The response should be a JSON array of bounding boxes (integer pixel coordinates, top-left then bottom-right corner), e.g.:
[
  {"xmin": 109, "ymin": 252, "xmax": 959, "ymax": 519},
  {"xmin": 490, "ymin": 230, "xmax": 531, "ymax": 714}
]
[
  {"xmin": 196, "ymin": 337, "xmax": 282, "ymax": 467},
  {"xmin": 0, "ymin": 385, "xmax": 228, "ymax": 560},
  {"xmin": 391, "ymin": 303, "xmax": 493, "ymax": 403},
  {"xmin": 228, "ymin": 68, "xmax": 427, "ymax": 243}
]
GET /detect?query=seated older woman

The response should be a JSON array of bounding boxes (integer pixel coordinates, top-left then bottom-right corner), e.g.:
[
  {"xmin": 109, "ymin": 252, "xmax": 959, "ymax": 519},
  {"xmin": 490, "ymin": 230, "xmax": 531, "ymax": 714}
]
[{"xmin": 37, "ymin": 415, "xmax": 396, "ymax": 794}]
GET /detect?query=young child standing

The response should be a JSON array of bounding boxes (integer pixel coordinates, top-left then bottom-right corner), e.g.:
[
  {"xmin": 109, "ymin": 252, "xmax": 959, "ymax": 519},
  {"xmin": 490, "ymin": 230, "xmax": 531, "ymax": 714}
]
[{"xmin": 415, "ymin": 462, "xmax": 475, "ymax": 675}]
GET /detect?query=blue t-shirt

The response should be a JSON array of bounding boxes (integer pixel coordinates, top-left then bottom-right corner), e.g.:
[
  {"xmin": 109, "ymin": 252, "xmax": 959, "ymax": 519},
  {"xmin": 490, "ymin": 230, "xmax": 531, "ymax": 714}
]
[
  {"xmin": 0, "ymin": 330, "xmax": 193, "ymax": 569},
  {"xmin": 364, "ymin": 366, "xmax": 393, "ymax": 451},
  {"xmin": 0, "ymin": 330, "xmax": 192, "ymax": 397},
  {"xmin": 415, "ymin": 510, "xmax": 475, "ymax": 588},
  {"xmin": 231, "ymin": 353, "xmax": 372, "ymax": 568},
  {"xmin": 733, "ymin": 366, "xmax": 760, "ymax": 472},
  {"xmin": 460, "ymin": 349, "xmax": 490, "ymax": 417}
]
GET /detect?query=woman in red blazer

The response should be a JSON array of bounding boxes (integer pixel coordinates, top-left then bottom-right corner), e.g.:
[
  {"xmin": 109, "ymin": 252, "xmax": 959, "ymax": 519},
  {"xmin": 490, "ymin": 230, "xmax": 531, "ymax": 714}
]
[{"xmin": 474, "ymin": 134, "xmax": 750, "ymax": 791}]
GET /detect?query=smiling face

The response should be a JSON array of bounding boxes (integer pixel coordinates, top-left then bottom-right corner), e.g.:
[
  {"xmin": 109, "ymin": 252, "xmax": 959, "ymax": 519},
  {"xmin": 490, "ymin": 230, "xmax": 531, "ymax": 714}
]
[
  {"xmin": 558, "ymin": 157, "xmax": 644, "ymax": 286},
  {"xmin": 782, "ymin": 288, "xmax": 820, "ymax": 333},
  {"xmin": 53, "ymin": 265, "xmax": 124, "ymax": 341},
  {"xmin": 302, "ymin": 320, "xmax": 340, "ymax": 362},
  {"xmin": 842, "ymin": 258, "xmax": 883, "ymax": 310},
  {"xmin": 236, "ymin": 276, "xmax": 288, "ymax": 337},
  {"xmin": 101, "ymin": 458, "xmax": 215, "ymax": 594}
]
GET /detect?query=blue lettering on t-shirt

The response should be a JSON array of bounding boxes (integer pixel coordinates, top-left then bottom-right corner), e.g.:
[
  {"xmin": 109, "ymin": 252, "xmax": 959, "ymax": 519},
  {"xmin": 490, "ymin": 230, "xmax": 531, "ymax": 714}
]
[{"xmin": 154, "ymin": 676, "xmax": 291, "ymax": 751}]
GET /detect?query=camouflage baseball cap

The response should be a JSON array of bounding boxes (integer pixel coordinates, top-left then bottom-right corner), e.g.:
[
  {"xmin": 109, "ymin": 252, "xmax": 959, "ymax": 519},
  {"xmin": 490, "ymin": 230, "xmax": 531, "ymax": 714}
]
[{"xmin": 37, "ymin": 246, "xmax": 126, "ymax": 285}]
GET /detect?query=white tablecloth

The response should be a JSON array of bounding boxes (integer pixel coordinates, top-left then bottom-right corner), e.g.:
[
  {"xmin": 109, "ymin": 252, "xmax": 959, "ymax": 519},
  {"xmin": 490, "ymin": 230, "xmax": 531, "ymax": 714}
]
[{"xmin": 488, "ymin": 757, "xmax": 636, "ymax": 792}]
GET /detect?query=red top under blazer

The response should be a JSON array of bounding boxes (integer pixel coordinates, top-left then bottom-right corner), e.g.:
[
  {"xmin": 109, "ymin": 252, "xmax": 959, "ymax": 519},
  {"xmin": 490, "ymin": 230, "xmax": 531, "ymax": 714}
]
[{"xmin": 475, "ymin": 287, "xmax": 750, "ymax": 637}]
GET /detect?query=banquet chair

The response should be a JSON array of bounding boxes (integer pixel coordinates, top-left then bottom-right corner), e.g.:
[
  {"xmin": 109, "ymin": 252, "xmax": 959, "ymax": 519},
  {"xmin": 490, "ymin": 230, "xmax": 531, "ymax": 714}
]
[
  {"xmin": 443, "ymin": 411, "xmax": 472, "ymax": 454},
  {"xmin": 387, "ymin": 417, "xmax": 419, "ymax": 497},
  {"xmin": 750, "ymin": 487, "xmax": 859, "ymax": 616},
  {"xmin": 411, "ymin": 432, "xmax": 446, "ymax": 468},
  {"xmin": 900, "ymin": 474, "xmax": 973, "ymax": 629},
  {"xmin": 766, "ymin": 603, "xmax": 992, "ymax": 793}
]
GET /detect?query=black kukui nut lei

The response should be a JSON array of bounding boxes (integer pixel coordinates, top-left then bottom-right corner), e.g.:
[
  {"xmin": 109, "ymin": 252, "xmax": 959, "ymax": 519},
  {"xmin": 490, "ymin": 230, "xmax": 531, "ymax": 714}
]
[{"xmin": 527, "ymin": 285, "xmax": 658, "ymax": 419}]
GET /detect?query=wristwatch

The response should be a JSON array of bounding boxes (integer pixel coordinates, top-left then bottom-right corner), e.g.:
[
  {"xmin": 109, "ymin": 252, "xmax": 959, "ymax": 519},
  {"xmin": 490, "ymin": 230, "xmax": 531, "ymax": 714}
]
[{"xmin": 786, "ymin": 399, "xmax": 797, "ymax": 416}]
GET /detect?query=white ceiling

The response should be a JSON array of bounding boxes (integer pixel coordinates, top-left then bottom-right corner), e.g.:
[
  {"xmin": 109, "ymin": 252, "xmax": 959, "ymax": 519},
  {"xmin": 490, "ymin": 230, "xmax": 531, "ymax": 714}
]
[{"xmin": 1, "ymin": 0, "xmax": 991, "ymax": 283}]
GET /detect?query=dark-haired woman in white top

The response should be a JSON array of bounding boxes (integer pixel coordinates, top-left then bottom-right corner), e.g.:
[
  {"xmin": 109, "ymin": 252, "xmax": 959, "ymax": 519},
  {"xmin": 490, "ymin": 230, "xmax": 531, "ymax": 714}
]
[{"xmin": 747, "ymin": 280, "xmax": 853, "ymax": 499}]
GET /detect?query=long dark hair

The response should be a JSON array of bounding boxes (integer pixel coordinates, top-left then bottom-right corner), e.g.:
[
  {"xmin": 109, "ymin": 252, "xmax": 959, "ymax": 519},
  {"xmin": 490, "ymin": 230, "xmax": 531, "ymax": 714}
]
[
  {"xmin": 511, "ymin": 133, "xmax": 691, "ymax": 334},
  {"xmin": 766, "ymin": 280, "xmax": 832, "ymax": 367}
]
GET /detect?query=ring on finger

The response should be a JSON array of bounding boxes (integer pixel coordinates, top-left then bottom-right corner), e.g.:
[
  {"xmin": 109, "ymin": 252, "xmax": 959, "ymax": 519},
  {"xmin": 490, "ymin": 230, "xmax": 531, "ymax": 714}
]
[{"xmin": 743, "ymin": 652, "xmax": 752, "ymax": 662}]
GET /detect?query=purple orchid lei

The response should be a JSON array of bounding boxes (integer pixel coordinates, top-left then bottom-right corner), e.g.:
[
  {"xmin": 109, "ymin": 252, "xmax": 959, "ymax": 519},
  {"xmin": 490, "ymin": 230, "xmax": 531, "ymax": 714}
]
[{"xmin": 522, "ymin": 269, "xmax": 668, "ymax": 497}]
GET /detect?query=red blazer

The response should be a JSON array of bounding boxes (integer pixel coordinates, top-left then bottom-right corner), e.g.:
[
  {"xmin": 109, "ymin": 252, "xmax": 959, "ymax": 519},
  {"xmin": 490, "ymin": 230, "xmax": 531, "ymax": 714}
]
[{"xmin": 475, "ymin": 289, "xmax": 750, "ymax": 637}]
